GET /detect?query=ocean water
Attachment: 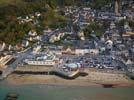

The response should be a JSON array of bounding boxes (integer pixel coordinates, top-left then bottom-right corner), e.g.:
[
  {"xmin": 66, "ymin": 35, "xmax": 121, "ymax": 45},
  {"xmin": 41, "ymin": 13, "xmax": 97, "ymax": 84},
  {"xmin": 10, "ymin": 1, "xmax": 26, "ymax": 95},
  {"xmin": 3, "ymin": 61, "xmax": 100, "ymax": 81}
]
[{"xmin": 0, "ymin": 81, "xmax": 134, "ymax": 100}]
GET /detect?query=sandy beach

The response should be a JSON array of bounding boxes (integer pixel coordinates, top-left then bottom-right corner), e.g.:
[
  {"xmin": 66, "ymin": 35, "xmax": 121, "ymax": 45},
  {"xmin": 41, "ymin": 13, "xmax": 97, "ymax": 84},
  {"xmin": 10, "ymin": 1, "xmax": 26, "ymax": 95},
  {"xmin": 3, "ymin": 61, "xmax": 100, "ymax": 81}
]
[{"xmin": 5, "ymin": 70, "xmax": 134, "ymax": 87}]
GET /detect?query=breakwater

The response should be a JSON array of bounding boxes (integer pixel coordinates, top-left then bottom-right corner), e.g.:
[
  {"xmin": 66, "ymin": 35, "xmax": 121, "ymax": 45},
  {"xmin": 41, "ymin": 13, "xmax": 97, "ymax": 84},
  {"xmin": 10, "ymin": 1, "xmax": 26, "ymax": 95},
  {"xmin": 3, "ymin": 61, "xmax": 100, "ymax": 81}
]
[{"xmin": 13, "ymin": 70, "xmax": 88, "ymax": 80}]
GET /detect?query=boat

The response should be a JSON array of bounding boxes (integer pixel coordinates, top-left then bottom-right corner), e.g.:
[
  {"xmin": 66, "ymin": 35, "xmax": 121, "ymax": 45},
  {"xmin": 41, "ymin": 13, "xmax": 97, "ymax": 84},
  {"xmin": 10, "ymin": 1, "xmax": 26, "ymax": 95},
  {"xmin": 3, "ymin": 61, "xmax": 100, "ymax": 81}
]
[
  {"xmin": 102, "ymin": 84, "xmax": 114, "ymax": 88},
  {"xmin": 5, "ymin": 93, "xmax": 19, "ymax": 100}
]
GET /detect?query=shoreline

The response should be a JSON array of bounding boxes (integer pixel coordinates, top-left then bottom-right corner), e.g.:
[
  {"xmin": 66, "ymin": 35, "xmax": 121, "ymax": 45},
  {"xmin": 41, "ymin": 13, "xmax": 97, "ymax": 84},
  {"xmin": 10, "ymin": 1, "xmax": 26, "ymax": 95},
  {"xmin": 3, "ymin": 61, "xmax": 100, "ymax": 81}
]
[
  {"xmin": 4, "ymin": 72, "xmax": 134, "ymax": 88},
  {"xmin": 5, "ymin": 74, "xmax": 101, "ymax": 87}
]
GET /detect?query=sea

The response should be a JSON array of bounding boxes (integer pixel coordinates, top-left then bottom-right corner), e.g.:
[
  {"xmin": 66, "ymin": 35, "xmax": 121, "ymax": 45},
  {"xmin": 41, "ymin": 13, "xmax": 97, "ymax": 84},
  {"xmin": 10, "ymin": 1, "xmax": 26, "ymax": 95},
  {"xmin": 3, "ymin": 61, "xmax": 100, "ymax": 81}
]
[{"xmin": 0, "ymin": 80, "xmax": 134, "ymax": 100}]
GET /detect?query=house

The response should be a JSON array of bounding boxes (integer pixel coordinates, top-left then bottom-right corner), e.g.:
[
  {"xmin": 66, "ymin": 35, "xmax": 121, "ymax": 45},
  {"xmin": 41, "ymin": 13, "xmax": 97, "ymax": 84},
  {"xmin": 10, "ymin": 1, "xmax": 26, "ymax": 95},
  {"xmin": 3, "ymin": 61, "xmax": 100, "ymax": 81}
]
[
  {"xmin": 126, "ymin": 59, "xmax": 133, "ymax": 65},
  {"xmin": 22, "ymin": 16, "xmax": 33, "ymax": 23},
  {"xmin": 22, "ymin": 40, "xmax": 29, "ymax": 47},
  {"xmin": 105, "ymin": 40, "xmax": 113, "ymax": 49},
  {"xmin": 62, "ymin": 47, "xmax": 75, "ymax": 55},
  {"xmin": 32, "ymin": 45, "xmax": 41, "ymax": 54},
  {"xmin": 28, "ymin": 30, "xmax": 37, "ymax": 37},
  {"xmin": 124, "ymin": 22, "xmax": 132, "ymax": 33},
  {"xmin": 74, "ymin": 41, "xmax": 99, "ymax": 55},
  {"xmin": 8, "ymin": 45, "xmax": 13, "ymax": 51},
  {"xmin": 48, "ymin": 48, "xmax": 62, "ymax": 55},
  {"xmin": 75, "ymin": 49, "xmax": 89, "ymax": 55},
  {"xmin": 35, "ymin": 12, "xmax": 41, "ymax": 17},
  {"xmin": 49, "ymin": 30, "xmax": 65, "ymax": 43},
  {"xmin": 122, "ymin": 34, "xmax": 133, "ymax": 41},
  {"xmin": 27, "ymin": 30, "xmax": 41, "ymax": 42},
  {"xmin": 78, "ymin": 31, "xmax": 85, "ymax": 40}
]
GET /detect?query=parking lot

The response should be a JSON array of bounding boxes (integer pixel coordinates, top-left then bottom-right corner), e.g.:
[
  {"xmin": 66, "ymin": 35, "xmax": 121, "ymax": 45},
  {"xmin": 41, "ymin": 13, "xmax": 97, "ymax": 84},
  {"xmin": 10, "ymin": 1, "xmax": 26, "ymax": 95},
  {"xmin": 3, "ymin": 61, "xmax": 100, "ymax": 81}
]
[{"xmin": 58, "ymin": 54, "xmax": 124, "ymax": 71}]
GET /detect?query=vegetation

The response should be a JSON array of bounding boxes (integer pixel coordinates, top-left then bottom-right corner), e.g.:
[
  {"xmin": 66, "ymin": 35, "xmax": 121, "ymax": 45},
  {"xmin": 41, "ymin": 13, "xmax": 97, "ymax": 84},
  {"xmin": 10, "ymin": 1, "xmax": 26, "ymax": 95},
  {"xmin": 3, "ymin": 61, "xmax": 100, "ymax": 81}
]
[
  {"xmin": 89, "ymin": 0, "xmax": 112, "ymax": 10},
  {"xmin": 0, "ymin": 0, "xmax": 114, "ymax": 44},
  {"xmin": 0, "ymin": 0, "xmax": 67, "ymax": 45},
  {"xmin": 83, "ymin": 22, "xmax": 105, "ymax": 38},
  {"xmin": 41, "ymin": 9, "xmax": 67, "ymax": 29}
]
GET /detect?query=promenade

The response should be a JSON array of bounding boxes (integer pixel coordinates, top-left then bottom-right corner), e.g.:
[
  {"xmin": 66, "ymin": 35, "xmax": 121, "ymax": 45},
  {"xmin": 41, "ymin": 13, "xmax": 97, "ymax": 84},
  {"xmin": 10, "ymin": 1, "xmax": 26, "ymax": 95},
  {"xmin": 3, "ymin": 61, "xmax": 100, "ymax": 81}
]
[{"xmin": 14, "ymin": 65, "xmax": 80, "ymax": 79}]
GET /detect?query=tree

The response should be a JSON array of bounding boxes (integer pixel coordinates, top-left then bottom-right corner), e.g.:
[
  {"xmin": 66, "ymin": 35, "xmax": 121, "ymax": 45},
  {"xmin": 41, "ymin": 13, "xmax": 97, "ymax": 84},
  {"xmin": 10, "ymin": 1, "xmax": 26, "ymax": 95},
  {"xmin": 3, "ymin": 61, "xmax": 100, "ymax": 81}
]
[
  {"xmin": 0, "ymin": 0, "xmax": 72, "ymax": 44},
  {"xmin": 89, "ymin": 0, "xmax": 112, "ymax": 10},
  {"xmin": 83, "ymin": 22, "xmax": 105, "ymax": 38}
]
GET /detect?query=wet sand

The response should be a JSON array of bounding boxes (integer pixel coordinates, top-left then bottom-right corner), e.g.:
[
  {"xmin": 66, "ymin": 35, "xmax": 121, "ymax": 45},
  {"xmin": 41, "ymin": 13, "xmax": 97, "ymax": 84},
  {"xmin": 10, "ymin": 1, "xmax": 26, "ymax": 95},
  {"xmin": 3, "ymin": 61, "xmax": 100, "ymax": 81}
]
[{"xmin": 5, "ymin": 70, "xmax": 134, "ymax": 87}]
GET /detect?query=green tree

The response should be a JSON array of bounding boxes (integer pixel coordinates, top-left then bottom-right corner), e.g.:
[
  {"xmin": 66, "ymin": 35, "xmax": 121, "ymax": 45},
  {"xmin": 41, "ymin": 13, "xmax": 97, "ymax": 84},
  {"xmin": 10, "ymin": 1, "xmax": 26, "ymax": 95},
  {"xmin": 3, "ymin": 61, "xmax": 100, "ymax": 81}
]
[
  {"xmin": 89, "ymin": 0, "xmax": 112, "ymax": 9},
  {"xmin": 83, "ymin": 22, "xmax": 105, "ymax": 38}
]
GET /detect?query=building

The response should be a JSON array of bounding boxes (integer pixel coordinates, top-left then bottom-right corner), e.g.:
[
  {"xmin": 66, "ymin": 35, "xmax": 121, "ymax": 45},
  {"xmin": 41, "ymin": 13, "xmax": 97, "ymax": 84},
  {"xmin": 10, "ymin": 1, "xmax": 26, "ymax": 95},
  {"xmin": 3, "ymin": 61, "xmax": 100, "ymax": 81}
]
[
  {"xmin": 64, "ymin": 63, "xmax": 82, "ymax": 71},
  {"xmin": 24, "ymin": 54, "xmax": 59, "ymax": 66},
  {"xmin": 32, "ymin": 45, "xmax": 41, "ymax": 54},
  {"xmin": 49, "ymin": 30, "xmax": 65, "ymax": 43},
  {"xmin": 0, "ymin": 55, "xmax": 14, "ymax": 69},
  {"xmin": 75, "ymin": 49, "xmax": 88, "ymax": 55},
  {"xmin": 78, "ymin": 31, "xmax": 85, "ymax": 40},
  {"xmin": 62, "ymin": 47, "xmax": 75, "ymax": 55}
]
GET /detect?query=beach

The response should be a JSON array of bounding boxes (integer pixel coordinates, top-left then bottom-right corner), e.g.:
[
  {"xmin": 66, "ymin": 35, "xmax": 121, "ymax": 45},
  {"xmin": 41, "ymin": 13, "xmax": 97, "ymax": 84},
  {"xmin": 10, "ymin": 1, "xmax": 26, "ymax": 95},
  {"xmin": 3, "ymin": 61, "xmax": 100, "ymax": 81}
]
[
  {"xmin": 1, "ymin": 70, "xmax": 134, "ymax": 100},
  {"xmin": 5, "ymin": 70, "xmax": 134, "ymax": 87}
]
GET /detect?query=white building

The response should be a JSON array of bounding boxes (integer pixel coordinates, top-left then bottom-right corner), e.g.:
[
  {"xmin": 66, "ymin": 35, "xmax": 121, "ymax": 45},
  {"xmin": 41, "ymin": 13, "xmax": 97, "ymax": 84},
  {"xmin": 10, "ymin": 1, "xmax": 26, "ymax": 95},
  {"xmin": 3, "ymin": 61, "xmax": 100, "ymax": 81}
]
[
  {"xmin": 105, "ymin": 40, "xmax": 113, "ymax": 49},
  {"xmin": 24, "ymin": 54, "xmax": 58, "ymax": 66},
  {"xmin": 0, "ymin": 55, "xmax": 14, "ymax": 68},
  {"xmin": 75, "ymin": 48, "xmax": 99, "ymax": 55},
  {"xmin": 75, "ymin": 49, "xmax": 89, "ymax": 55}
]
